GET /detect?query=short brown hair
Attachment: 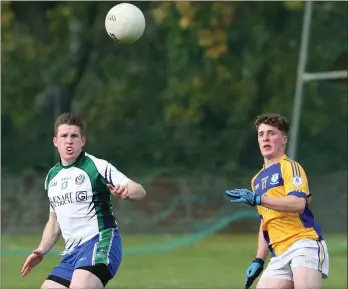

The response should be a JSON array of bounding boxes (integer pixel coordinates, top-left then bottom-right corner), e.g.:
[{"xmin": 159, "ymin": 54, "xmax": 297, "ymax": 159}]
[
  {"xmin": 255, "ymin": 113, "xmax": 290, "ymax": 135},
  {"xmin": 55, "ymin": 112, "xmax": 84, "ymax": 135}
]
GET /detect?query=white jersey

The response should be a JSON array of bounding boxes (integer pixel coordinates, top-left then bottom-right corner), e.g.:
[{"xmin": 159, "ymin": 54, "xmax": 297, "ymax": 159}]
[{"xmin": 45, "ymin": 152, "xmax": 129, "ymax": 253}]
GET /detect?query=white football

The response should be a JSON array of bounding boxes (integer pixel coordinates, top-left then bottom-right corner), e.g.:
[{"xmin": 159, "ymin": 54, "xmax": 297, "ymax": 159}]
[{"xmin": 105, "ymin": 3, "xmax": 146, "ymax": 44}]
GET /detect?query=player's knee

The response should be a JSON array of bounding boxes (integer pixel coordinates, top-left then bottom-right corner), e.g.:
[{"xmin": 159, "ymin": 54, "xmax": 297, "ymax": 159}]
[{"xmin": 292, "ymin": 267, "xmax": 322, "ymax": 289}]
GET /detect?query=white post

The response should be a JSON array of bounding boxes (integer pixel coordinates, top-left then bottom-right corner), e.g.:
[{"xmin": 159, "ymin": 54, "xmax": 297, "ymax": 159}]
[
  {"xmin": 288, "ymin": 1, "xmax": 313, "ymax": 159},
  {"xmin": 303, "ymin": 70, "xmax": 348, "ymax": 82}
]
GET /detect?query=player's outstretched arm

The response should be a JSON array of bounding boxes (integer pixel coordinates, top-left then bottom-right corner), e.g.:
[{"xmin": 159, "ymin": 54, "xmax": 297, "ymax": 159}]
[
  {"xmin": 260, "ymin": 195, "xmax": 306, "ymax": 213},
  {"xmin": 225, "ymin": 189, "xmax": 306, "ymax": 213},
  {"xmin": 21, "ymin": 212, "xmax": 61, "ymax": 276},
  {"xmin": 107, "ymin": 180, "xmax": 146, "ymax": 201}
]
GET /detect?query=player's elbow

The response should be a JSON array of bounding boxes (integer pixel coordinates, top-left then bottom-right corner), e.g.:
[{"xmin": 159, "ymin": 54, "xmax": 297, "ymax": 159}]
[
  {"xmin": 137, "ymin": 185, "xmax": 147, "ymax": 200},
  {"xmin": 129, "ymin": 182, "xmax": 147, "ymax": 200}
]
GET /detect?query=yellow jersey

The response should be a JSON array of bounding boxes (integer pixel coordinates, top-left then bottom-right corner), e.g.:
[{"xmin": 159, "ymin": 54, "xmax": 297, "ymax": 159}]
[{"xmin": 251, "ymin": 154, "xmax": 323, "ymax": 256}]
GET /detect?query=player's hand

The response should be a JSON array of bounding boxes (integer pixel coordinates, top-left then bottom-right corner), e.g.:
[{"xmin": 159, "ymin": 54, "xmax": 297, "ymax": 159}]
[
  {"xmin": 107, "ymin": 183, "xmax": 129, "ymax": 200},
  {"xmin": 244, "ymin": 258, "xmax": 264, "ymax": 289},
  {"xmin": 21, "ymin": 249, "xmax": 45, "ymax": 277},
  {"xmin": 225, "ymin": 189, "xmax": 261, "ymax": 207}
]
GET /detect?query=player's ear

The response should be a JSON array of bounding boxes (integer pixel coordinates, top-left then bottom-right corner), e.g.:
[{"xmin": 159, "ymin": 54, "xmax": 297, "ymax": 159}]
[
  {"xmin": 53, "ymin": 137, "xmax": 58, "ymax": 147},
  {"xmin": 283, "ymin": 135, "xmax": 288, "ymax": 145},
  {"xmin": 81, "ymin": 136, "xmax": 86, "ymax": 147}
]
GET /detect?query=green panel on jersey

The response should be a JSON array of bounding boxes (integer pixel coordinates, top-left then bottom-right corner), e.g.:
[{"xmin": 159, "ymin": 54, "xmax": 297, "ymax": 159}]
[
  {"xmin": 94, "ymin": 228, "xmax": 114, "ymax": 265},
  {"xmin": 45, "ymin": 164, "xmax": 63, "ymax": 192},
  {"xmin": 76, "ymin": 155, "xmax": 115, "ymax": 232}
]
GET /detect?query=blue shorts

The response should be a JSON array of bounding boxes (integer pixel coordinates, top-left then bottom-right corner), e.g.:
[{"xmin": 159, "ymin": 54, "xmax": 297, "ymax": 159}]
[{"xmin": 48, "ymin": 228, "xmax": 122, "ymax": 286}]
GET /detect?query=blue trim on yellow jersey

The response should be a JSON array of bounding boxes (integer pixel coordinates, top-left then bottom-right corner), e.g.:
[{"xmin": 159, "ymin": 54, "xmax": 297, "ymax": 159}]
[
  {"xmin": 299, "ymin": 205, "xmax": 314, "ymax": 227},
  {"xmin": 299, "ymin": 205, "xmax": 323, "ymax": 240},
  {"xmin": 288, "ymin": 191, "xmax": 307, "ymax": 199},
  {"xmin": 314, "ymin": 223, "xmax": 323, "ymax": 241},
  {"xmin": 253, "ymin": 163, "xmax": 284, "ymax": 196},
  {"xmin": 263, "ymin": 231, "xmax": 276, "ymax": 257}
]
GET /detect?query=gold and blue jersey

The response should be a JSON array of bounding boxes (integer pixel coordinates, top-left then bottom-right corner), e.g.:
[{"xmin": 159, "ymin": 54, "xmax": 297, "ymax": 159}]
[{"xmin": 251, "ymin": 154, "xmax": 323, "ymax": 256}]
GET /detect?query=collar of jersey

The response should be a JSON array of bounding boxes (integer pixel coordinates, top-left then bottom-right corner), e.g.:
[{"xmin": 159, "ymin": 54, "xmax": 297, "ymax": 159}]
[
  {"xmin": 262, "ymin": 154, "xmax": 288, "ymax": 169},
  {"xmin": 59, "ymin": 151, "xmax": 85, "ymax": 169}
]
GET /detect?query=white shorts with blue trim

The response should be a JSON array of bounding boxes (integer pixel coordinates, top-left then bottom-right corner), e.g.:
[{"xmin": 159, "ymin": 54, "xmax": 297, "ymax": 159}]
[{"xmin": 261, "ymin": 239, "xmax": 329, "ymax": 281}]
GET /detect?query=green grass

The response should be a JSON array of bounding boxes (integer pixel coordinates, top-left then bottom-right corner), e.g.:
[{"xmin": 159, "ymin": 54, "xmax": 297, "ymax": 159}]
[{"xmin": 2, "ymin": 234, "xmax": 347, "ymax": 289}]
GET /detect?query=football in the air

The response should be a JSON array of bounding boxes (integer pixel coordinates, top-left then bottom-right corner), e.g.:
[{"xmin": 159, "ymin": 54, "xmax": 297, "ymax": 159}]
[{"xmin": 105, "ymin": 3, "xmax": 146, "ymax": 44}]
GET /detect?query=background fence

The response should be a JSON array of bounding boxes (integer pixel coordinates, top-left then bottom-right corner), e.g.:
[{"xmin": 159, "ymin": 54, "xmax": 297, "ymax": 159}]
[{"xmin": 2, "ymin": 169, "xmax": 347, "ymax": 235}]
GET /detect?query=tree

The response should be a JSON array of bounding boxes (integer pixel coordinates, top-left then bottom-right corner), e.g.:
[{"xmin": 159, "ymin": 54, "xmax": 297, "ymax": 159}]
[{"xmin": 1, "ymin": 1, "xmax": 346, "ymax": 174}]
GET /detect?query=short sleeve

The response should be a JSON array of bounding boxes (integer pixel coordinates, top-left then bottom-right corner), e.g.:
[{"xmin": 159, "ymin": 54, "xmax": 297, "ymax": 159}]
[
  {"xmin": 101, "ymin": 162, "xmax": 130, "ymax": 187},
  {"xmin": 87, "ymin": 154, "xmax": 131, "ymax": 187},
  {"xmin": 281, "ymin": 159, "xmax": 310, "ymax": 199}
]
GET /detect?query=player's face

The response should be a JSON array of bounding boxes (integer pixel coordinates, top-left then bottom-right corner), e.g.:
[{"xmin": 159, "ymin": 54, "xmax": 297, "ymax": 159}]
[
  {"xmin": 257, "ymin": 124, "xmax": 287, "ymax": 159},
  {"xmin": 53, "ymin": 124, "xmax": 86, "ymax": 165}
]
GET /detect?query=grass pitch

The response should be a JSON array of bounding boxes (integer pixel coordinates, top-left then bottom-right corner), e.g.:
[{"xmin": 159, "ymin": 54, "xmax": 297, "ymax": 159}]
[{"xmin": 2, "ymin": 234, "xmax": 346, "ymax": 289}]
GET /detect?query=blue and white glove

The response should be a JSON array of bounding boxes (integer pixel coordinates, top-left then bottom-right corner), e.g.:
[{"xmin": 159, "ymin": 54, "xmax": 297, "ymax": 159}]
[
  {"xmin": 225, "ymin": 189, "xmax": 261, "ymax": 207},
  {"xmin": 244, "ymin": 258, "xmax": 264, "ymax": 289}
]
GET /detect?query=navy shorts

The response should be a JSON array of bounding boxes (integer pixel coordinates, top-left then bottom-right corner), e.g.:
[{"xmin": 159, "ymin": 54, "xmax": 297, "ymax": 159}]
[{"xmin": 48, "ymin": 228, "xmax": 122, "ymax": 286}]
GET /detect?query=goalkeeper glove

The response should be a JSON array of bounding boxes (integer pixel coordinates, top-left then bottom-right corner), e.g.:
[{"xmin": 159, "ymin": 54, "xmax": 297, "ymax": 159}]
[
  {"xmin": 225, "ymin": 189, "xmax": 261, "ymax": 207},
  {"xmin": 244, "ymin": 258, "xmax": 264, "ymax": 289}
]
